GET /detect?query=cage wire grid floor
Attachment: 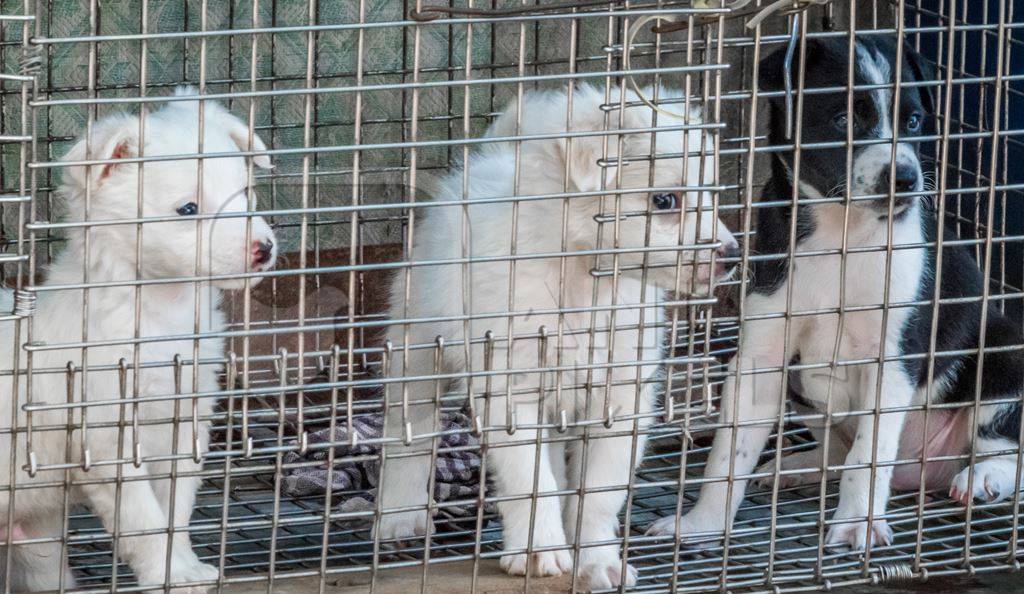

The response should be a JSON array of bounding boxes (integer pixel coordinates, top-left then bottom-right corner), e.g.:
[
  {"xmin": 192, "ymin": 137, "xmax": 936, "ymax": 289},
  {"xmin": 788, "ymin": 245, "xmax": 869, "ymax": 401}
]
[{"xmin": 60, "ymin": 316, "xmax": 1024, "ymax": 594}]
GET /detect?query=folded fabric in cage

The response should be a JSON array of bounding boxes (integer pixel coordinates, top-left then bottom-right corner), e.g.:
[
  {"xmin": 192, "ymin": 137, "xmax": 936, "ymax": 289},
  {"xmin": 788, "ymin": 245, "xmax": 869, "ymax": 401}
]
[{"xmin": 282, "ymin": 412, "xmax": 492, "ymax": 519}]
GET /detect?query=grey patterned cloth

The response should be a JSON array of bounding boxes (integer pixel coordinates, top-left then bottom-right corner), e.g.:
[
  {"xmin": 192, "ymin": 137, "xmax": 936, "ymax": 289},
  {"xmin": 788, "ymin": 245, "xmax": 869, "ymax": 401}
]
[{"xmin": 282, "ymin": 412, "xmax": 491, "ymax": 518}]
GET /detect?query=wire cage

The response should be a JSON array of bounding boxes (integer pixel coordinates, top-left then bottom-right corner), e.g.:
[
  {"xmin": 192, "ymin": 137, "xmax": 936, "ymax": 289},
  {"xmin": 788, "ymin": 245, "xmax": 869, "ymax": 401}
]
[{"xmin": 0, "ymin": 1, "xmax": 1022, "ymax": 592}]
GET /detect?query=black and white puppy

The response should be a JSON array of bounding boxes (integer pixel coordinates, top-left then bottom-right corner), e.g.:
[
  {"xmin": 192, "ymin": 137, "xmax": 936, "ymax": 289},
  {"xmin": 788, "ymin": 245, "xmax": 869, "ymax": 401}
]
[{"xmin": 648, "ymin": 37, "xmax": 1024, "ymax": 549}]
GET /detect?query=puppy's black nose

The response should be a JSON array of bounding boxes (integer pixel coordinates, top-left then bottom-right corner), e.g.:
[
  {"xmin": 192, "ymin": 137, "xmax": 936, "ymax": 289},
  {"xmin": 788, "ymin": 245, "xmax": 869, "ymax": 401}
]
[
  {"xmin": 883, "ymin": 164, "xmax": 919, "ymax": 194},
  {"xmin": 252, "ymin": 239, "xmax": 274, "ymax": 266},
  {"xmin": 713, "ymin": 241, "xmax": 741, "ymax": 278},
  {"xmin": 715, "ymin": 242, "xmax": 741, "ymax": 261}
]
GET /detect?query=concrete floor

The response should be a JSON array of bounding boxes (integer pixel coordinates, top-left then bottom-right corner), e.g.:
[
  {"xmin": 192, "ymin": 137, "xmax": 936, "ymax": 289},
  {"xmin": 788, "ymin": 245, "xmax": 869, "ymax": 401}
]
[
  {"xmin": 220, "ymin": 559, "xmax": 572, "ymax": 593},
  {"xmin": 218, "ymin": 560, "xmax": 1024, "ymax": 593}
]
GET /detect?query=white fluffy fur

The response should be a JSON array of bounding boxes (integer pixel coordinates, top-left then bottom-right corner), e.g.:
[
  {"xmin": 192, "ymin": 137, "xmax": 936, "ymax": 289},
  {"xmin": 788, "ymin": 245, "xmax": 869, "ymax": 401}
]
[
  {"xmin": 0, "ymin": 88, "xmax": 276, "ymax": 592},
  {"xmin": 374, "ymin": 84, "xmax": 735, "ymax": 590}
]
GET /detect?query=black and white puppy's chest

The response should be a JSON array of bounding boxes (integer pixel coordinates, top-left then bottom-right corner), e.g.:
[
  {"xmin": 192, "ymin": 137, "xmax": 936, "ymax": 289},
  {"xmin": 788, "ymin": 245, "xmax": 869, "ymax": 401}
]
[
  {"xmin": 754, "ymin": 205, "xmax": 927, "ymax": 413},
  {"xmin": 767, "ymin": 204, "xmax": 1024, "ymax": 413}
]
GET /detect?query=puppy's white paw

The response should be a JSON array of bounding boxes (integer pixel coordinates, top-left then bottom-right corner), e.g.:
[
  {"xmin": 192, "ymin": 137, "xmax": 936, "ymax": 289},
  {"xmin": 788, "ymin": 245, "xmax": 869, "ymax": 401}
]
[
  {"xmin": 645, "ymin": 512, "xmax": 723, "ymax": 549},
  {"xmin": 577, "ymin": 550, "xmax": 637, "ymax": 592},
  {"xmin": 182, "ymin": 560, "xmax": 219, "ymax": 582},
  {"xmin": 950, "ymin": 460, "xmax": 1019, "ymax": 505},
  {"xmin": 825, "ymin": 519, "xmax": 892, "ymax": 550},
  {"xmin": 140, "ymin": 554, "xmax": 218, "ymax": 594},
  {"xmin": 499, "ymin": 550, "xmax": 573, "ymax": 577},
  {"xmin": 374, "ymin": 510, "xmax": 432, "ymax": 542}
]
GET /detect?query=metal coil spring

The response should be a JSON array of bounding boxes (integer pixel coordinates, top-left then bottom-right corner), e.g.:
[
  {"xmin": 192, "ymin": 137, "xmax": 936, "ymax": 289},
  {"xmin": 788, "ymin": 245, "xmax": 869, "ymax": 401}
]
[
  {"xmin": 13, "ymin": 289, "xmax": 35, "ymax": 317},
  {"xmin": 876, "ymin": 562, "xmax": 915, "ymax": 583}
]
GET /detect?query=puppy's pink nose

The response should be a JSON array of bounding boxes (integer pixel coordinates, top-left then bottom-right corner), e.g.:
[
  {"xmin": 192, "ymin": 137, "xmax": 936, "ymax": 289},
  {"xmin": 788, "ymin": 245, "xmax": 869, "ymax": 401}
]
[{"xmin": 252, "ymin": 239, "xmax": 274, "ymax": 267}]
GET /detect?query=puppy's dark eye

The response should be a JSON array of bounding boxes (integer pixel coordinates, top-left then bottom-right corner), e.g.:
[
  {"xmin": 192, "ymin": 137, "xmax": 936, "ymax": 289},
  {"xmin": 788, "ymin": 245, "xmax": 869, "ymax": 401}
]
[
  {"xmin": 176, "ymin": 202, "xmax": 198, "ymax": 216},
  {"xmin": 832, "ymin": 112, "xmax": 849, "ymax": 130},
  {"xmin": 651, "ymin": 192, "xmax": 678, "ymax": 210},
  {"xmin": 906, "ymin": 113, "xmax": 922, "ymax": 132}
]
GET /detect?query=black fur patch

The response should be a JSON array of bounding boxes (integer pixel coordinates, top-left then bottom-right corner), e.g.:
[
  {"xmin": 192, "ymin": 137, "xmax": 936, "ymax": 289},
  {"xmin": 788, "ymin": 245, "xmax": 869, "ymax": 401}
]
[
  {"xmin": 901, "ymin": 210, "xmax": 1024, "ymax": 419},
  {"xmin": 750, "ymin": 166, "xmax": 817, "ymax": 295},
  {"xmin": 979, "ymin": 403, "xmax": 1023, "ymax": 443}
]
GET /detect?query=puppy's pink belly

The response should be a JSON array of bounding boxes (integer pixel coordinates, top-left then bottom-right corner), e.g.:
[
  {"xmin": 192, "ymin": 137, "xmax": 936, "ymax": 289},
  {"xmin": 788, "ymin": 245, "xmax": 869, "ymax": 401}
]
[
  {"xmin": 0, "ymin": 522, "xmax": 27, "ymax": 541},
  {"xmin": 891, "ymin": 409, "xmax": 970, "ymax": 491}
]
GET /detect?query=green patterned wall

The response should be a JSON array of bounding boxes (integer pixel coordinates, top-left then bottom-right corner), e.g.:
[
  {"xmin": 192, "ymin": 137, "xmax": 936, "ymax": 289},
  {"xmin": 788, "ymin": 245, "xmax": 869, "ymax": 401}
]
[{"xmin": 0, "ymin": 0, "xmax": 807, "ymax": 270}]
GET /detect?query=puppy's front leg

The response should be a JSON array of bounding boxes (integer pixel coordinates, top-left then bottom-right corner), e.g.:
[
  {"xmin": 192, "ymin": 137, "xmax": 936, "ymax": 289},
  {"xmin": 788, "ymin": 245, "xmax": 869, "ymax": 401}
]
[
  {"xmin": 148, "ymin": 456, "xmax": 210, "ymax": 581},
  {"xmin": 563, "ymin": 382, "xmax": 653, "ymax": 591},
  {"xmin": 148, "ymin": 418, "xmax": 210, "ymax": 567},
  {"xmin": 376, "ymin": 347, "xmax": 442, "ymax": 542},
  {"xmin": 647, "ymin": 315, "xmax": 789, "ymax": 543},
  {"xmin": 76, "ymin": 462, "xmax": 217, "ymax": 592},
  {"xmin": 827, "ymin": 361, "xmax": 913, "ymax": 549},
  {"xmin": 488, "ymin": 394, "xmax": 572, "ymax": 578}
]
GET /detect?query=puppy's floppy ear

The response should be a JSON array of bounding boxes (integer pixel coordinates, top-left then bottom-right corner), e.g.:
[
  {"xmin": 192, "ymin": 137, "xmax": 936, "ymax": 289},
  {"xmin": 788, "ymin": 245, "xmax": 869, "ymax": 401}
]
[
  {"xmin": 219, "ymin": 112, "xmax": 273, "ymax": 170},
  {"xmin": 60, "ymin": 112, "xmax": 139, "ymax": 190},
  {"xmin": 171, "ymin": 86, "xmax": 273, "ymax": 169},
  {"xmin": 757, "ymin": 38, "xmax": 836, "ymax": 94},
  {"xmin": 557, "ymin": 136, "xmax": 615, "ymax": 193},
  {"xmin": 903, "ymin": 42, "xmax": 936, "ymax": 117},
  {"xmin": 757, "ymin": 44, "xmax": 790, "ymax": 94}
]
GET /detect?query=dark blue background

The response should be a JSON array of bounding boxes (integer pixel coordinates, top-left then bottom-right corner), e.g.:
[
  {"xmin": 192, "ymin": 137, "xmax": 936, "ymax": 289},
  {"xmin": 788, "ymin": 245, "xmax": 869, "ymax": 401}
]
[{"xmin": 912, "ymin": 0, "xmax": 1023, "ymax": 321}]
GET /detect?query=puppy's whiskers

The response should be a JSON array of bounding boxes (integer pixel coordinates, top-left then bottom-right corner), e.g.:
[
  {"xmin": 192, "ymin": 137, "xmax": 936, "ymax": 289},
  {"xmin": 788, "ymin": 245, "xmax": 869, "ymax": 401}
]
[
  {"xmin": 921, "ymin": 172, "xmax": 937, "ymax": 193},
  {"xmin": 824, "ymin": 182, "xmax": 847, "ymax": 200}
]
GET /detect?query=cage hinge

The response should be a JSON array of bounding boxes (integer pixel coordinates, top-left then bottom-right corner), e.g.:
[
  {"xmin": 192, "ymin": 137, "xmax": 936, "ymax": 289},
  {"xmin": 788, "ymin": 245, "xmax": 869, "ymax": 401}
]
[
  {"xmin": 13, "ymin": 289, "xmax": 35, "ymax": 317},
  {"xmin": 876, "ymin": 562, "xmax": 914, "ymax": 584},
  {"xmin": 19, "ymin": 43, "xmax": 42, "ymax": 77}
]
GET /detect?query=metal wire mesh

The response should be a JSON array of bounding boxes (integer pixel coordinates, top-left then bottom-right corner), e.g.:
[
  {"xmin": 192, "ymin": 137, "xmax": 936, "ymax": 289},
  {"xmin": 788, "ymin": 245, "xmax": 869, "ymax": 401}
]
[{"xmin": 0, "ymin": 1, "xmax": 1022, "ymax": 593}]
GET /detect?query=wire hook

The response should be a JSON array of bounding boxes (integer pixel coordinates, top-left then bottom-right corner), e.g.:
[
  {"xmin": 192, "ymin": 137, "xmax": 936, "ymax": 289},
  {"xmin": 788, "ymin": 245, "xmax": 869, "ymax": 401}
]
[{"xmin": 783, "ymin": 12, "xmax": 800, "ymax": 140}]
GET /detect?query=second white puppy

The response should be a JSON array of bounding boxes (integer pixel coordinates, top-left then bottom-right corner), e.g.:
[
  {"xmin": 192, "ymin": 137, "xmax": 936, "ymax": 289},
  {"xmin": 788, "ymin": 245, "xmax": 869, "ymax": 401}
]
[{"xmin": 375, "ymin": 84, "xmax": 736, "ymax": 590}]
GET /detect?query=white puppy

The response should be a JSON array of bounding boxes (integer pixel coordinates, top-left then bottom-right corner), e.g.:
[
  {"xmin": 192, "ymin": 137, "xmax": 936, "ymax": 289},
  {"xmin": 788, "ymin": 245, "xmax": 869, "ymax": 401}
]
[
  {"xmin": 375, "ymin": 84, "xmax": 737, "ymax": 590},
  {"xmin": 0, "ymin": 88, "xmax": 276, "ymax": 592}
]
